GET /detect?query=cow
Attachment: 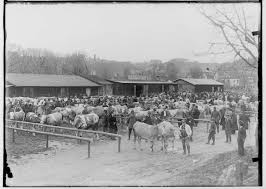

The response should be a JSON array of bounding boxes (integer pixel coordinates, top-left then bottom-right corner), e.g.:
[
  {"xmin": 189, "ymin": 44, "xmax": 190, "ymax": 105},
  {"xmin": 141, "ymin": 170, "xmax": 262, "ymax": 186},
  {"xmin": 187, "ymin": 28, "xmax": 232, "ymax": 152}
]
[
  {"xmin": 73, "ymin": 113, "xmax": 100, "ymax": 140},
  {"xmin": 73, "ymin": 113, "xmax": 99, "ymax": 130},
  {"xmin": 25, "ymin": 112, "xmax": 41, "ymax": 123},
  {"xmin": 133, "ymin": 121, "xmax": 159, "ymax": 152},
  {"xmin": 9, "ymin": 109, "xmax": 25, "ymax": 121},
  {"xmin": 40, "ymin": 112, "xmax": 63, "ymax": 126},
  {"xmin": 157, "ymin": 121, "xmax": 180, "ymax": 152}
]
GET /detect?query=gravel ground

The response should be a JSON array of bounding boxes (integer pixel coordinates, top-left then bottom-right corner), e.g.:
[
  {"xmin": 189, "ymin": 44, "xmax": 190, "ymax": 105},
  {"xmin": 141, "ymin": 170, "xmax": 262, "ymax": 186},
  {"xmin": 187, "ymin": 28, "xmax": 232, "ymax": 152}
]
[{"xmin": 5, "ymin": 119, "xmax": 258, "ymax": 186}]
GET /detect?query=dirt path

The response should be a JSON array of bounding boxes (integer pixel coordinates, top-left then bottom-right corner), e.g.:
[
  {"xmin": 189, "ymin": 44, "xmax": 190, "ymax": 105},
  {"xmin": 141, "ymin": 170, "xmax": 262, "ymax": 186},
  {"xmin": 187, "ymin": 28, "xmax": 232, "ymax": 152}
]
[{"xmin": 6, "ymin": 119, "xmax": 257, "ymax": 186}]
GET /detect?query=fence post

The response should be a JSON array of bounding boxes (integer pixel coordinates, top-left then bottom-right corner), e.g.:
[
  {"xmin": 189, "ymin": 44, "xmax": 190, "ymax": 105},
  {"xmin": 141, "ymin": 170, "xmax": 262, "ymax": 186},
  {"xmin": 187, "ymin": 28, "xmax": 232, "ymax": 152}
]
[
  {"xmin": 12, "ymin": 128, "xmax": 15, "ymax": 143},
  {"xmin": 46, "ymin": 134, "xmax": 49, "ymax": 149},
  {"xmin": 88, "ymin": 141, "xmax": 90, "ymax": 158},
  {"xmin": 118, "ymin": 137, "xmax": 121, "ymax": 153}
]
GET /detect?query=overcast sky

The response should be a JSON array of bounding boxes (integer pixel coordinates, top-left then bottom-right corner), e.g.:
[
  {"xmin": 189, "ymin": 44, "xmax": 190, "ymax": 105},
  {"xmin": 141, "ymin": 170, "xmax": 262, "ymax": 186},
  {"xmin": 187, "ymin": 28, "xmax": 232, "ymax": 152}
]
[{"xmin": 6, "ymin": 3, "xmax": 260, "ymax": 63}]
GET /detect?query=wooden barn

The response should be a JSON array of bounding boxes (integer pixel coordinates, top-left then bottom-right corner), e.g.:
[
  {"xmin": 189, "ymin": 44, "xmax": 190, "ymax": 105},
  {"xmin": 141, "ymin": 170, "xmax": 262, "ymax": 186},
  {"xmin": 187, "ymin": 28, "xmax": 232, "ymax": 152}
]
[
  {"xmin": 108, "ymin": 79, "xmax": 178, "ymax": 97},
  {"xmin": 174, "ymin": 78, "xmax": 224, "ymax": 93},
  {"xmin": 6, "ymin": 73, "xmax": 101, "ymax": 97},
  {"xmin": 79, "ymin": 74, "xmax": 113, "ymax": 96}
]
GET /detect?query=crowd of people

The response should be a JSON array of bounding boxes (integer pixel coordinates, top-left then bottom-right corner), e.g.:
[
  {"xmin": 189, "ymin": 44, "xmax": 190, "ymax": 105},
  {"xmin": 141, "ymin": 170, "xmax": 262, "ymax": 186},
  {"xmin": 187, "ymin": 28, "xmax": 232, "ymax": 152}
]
[{"xmin": 6, "ymin": 90, "xmax": 258, "ymax": 156}]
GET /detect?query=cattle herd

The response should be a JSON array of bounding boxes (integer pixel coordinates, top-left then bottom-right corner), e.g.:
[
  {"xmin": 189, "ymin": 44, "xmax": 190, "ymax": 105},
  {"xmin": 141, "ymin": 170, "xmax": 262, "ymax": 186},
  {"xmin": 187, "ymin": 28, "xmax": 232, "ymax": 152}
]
[{"xmin": 6, "ymin": 92, "xmax": 258, "ymax": 152}]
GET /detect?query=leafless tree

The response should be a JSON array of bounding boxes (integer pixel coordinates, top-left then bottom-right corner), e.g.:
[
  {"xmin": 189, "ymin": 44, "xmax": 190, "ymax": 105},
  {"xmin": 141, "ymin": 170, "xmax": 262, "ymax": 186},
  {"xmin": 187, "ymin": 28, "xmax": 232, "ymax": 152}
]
[{"xmin": 199, "ymin": 5, "xmax": 259, "ymax": 69}]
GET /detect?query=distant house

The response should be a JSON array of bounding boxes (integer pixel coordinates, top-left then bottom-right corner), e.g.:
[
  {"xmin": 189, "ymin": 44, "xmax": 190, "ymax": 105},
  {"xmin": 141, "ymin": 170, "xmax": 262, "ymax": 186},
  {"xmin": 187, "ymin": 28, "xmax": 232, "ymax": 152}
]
[
  {"xmin": 174, "ymin": 78, "xmax": 224, "ymax": 93},
  {"xmin": 6, "ymin": 73, "xmax": 100, "ymax": 97},
  {"xmin": 79, "ymin": 74, "xmax": 113, "ymax": 96}
]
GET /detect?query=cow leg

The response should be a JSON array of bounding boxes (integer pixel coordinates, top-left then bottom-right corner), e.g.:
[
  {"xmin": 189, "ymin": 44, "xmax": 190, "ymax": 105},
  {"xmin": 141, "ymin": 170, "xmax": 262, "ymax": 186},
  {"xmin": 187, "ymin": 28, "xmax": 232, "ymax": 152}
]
[
  {"xmin": 164, "ymin": 139, "xmax": 168, "ymax": 153},
  {"xmin": 150, "ymin": 140, "xmax": 154, "ymax": 152},
  {"xmin": 161, "ymin": 138, "xmax": 164, "ymax": 151},
  {"xmin": 133, "ymin": 135, "xmax": 137, "ymax": 149},
  {"xmin": 138, "ymin": 137, "xmax": 142, "ymax": 151}
]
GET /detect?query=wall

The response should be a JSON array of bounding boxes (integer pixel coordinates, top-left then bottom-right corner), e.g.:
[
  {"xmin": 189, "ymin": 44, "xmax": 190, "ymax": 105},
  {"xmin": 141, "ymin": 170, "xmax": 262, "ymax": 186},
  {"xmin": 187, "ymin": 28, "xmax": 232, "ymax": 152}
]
[{"xmin": 195, "ymin": 85, "xmax": 224, "ymax": 93}]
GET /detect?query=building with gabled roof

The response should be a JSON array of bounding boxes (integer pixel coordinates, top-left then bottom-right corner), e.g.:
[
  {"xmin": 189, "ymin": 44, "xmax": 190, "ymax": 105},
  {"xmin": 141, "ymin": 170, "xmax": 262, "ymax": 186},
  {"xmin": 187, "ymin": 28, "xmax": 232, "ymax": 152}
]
[
  {"xmin": 78, "ymin": 74, "xmax": 113, "ymax": 96},
  {"xmin": 6, "ymin": 73, "xmax": 101, "ymax": 97},
  {"xmin": 174, "ymin": 78, "xmax": 224, "ymax": 93}
]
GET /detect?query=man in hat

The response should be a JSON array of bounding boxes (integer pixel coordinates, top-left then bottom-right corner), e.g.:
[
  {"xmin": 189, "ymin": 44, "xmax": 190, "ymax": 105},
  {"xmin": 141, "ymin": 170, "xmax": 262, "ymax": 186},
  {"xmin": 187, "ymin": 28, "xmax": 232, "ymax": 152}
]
[
  {"xmin": 206, "ymin": 118, "xmax": 216, "ymax": 145},
  {"xmin": 179, "ymin": 119, "xmax": 192, "ymax": 155}
]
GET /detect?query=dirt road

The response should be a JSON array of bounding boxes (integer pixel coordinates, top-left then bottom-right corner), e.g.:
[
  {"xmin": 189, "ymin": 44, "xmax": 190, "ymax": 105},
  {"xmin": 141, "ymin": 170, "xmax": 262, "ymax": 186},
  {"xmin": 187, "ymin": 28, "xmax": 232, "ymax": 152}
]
[{"xmin": 6, "ymin": 120, "xmax": 257, "ymax": 186}]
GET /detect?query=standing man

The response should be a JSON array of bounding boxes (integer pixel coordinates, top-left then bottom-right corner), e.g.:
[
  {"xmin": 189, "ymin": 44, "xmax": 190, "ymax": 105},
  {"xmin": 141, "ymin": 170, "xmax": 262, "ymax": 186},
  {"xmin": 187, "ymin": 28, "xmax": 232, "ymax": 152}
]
[
  {"xmin": 211, "ymin": 107, "xmax": 221, "ymax": 133},
  {"xmin": 231, "ymin": 108, "xmax": 238, "ymax": 134},
  {"xmin": 179, "ymin": 119, "xmax": 192, "ymax": 155},
  {"xmin": 224, "ymin": 112, "xmax": 233, "ymax": 143},
  {"xmin": 237, "ymin": 120, "xmax": 246, "ymax": 156},
  {"xmin": 101, "ymin": 109, "xmax": 109, "ymax": 132},
  {"xmin": 109, "ymin": 112, "xmax": 118, "ymax": 140},
  {"xmin": 206, "ymin": 118, "xmax": 216, "ymax": 145},
  {"xmin": 192, "ymin": 105, "xmax": 200, "ymax": 127},
  {"xmin": 127, "ymin": 110, "xmax": 137, "ymax": 140},
  {"xmin": 239, "ymin": 110, "xmax": 250, "ymax": 131}
]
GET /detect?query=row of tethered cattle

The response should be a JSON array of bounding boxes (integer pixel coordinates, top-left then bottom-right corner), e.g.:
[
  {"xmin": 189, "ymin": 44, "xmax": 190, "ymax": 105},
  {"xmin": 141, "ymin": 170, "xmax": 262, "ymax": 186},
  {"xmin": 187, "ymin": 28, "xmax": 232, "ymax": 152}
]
[{"xmin": 5, "ymin": 96, "xmax": 258, "ymax": 151}]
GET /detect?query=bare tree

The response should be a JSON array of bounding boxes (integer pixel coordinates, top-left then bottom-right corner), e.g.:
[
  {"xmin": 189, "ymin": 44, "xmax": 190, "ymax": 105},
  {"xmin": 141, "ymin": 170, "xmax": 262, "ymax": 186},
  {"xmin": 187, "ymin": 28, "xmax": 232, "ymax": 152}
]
[{"xmin": 199, "ymin": 5, "xmax": 259, "ymax": 69}]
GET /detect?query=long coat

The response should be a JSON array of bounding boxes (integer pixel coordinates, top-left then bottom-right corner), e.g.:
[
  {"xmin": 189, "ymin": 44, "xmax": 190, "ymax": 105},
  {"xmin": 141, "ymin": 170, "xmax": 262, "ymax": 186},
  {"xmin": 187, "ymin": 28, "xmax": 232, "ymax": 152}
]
[
  {"xmin": 224, "ymin": 118, "xmax": 233, "ymax": 135},
  {"xmin": 109, "ymin": 115, "xmax": 117, "ymax": 133},
  {"xmin": 231, "ymin": 112, "xmax": 238, "ymax": 131}
]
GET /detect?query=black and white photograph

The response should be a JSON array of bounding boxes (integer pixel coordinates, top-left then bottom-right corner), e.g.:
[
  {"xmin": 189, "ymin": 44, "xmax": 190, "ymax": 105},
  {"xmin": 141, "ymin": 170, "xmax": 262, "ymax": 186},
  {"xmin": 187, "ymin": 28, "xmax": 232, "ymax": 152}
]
[{"xmin": 3, "ymin": 1, "xmax": 262, "ymax": 187}]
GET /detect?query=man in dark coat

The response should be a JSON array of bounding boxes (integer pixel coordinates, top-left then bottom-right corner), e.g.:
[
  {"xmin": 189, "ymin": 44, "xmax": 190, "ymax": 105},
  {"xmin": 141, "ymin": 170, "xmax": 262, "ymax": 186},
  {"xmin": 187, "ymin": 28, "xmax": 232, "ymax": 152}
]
[
  {"xmin": 144, "ymin": 111, "xmax": 153, "ymax": 125},
  {"xmin": 109, "ymin": 113, "xmax": 118, "ymax": 140},
  {"xmin": 100, "ymin": 110, "xmax": 109, "ymax": 132},
  {"xmin": 231, "ymin": 109, "xmax": 238, "ymax": 134},
  {"xmin": 219, "ymin": 107, "xmax": 226, "ymax": 130},
  {"xmin": 211, "ymin": 106, "xmax": 221, "ymax": 133},
  {"xmin": 238, "ymin": 120, "xmax": 246, "ymax": 156},
  {"xmin": 224, "ymin": 113, "xmax": 233, "ymax": 143},
  {"xmin": 160, "ymin": 107, "xmax": 170, "ymax": 120},
  {"xmin": 192, "ymin": 106, "xmax": 200, "ymax": 127},
  {"xmin": 239, "ymin": 111, "xmax": 250, "ymax": 131},
  {"xmin": 206, "ymin": 118, "xmax": 216, "ymax": 145}
]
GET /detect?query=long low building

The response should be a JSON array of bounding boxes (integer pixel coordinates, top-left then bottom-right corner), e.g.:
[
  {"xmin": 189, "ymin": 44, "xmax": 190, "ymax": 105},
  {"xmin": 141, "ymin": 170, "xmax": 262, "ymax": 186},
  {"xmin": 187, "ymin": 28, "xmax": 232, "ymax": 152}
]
[
  {"xmin": 6, "ymin": 73, "xmax": 101, "ymax": 97},
  {"xmin": 174, "ymin": 78, "xmax": 224, "ymax": 93},
  {"xmin": 107, "ymin": 79, "xmax": 178, "ymax": 96}
]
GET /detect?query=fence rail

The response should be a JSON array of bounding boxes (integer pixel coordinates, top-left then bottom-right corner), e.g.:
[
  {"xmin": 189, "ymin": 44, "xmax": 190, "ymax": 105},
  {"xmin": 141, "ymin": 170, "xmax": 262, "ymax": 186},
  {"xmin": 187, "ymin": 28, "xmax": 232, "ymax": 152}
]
[
  {"xmin": 5, "ymin": 119, "xmax": 122, "ymax": 155},
  {"xmin": 6, "ymin": 126, "xmax": 93, "ymax": 158}
]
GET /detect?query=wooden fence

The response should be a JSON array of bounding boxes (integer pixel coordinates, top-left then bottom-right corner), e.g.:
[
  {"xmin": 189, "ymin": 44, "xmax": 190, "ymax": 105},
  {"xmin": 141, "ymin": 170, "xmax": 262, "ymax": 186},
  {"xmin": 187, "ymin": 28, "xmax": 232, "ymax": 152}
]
[{"xmin": 5, "ymin": 119, "xmax": 122, "ymax": 157}]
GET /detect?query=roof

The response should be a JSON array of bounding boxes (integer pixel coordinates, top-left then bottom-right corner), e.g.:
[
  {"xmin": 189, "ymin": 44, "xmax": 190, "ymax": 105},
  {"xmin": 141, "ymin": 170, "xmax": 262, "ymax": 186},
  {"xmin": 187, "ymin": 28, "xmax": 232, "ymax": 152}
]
[
  {"xmin": 107, "ymin": 79, "xmax": 175, "ymax": 85},
  {"xmin": 6, "ymin": 73, "xmax": 100, "ymax": 87},
  {"xmin": 174, "ymin": 78, "xmax": 224, "ymax": 86},
  {"xmin": 79, "ymin": 74, "xmax": 113, "ymax": 85}
]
